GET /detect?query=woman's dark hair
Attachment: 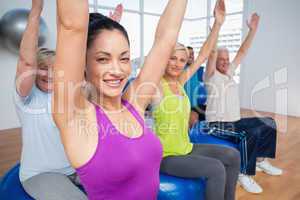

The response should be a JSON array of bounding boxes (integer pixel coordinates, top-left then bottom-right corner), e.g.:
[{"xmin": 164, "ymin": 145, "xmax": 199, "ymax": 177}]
[{"xmin": 87, "ymin": 13, "xmax": 130, "ymax": 48}]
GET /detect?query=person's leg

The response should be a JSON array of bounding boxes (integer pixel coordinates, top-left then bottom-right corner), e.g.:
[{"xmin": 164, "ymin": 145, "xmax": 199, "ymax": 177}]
[
  {"xmin": 208, "ymin": 121, "xmax": 264, "ymax": 193},
  {"xmin": 254, "ymin": 117, "xmax": 277, "ymax": 158},
  {"xmin": 234, "ymin": 117, "xmax": 278, "ymax": 172},
  {"xmin": 191, "ymin": 144, "xmax": 240, "ymax": 200},
  {"xmin": 67, "ymin": 173, "xmax": 86, "ymax": 193},
  {"xmin": 160, "ymin": 150, "xmax": 226, "ymax": 200},
  {"xmin": 22, "ymin": 173, "xmax": 87, "ymax": 200},
  {"xmin": 209, "ymin": 121, "xmax": 259, "ymax": 176},
  {"xmin": 249, "ymin": 117, "xmax": 282, "ymax": 175}
]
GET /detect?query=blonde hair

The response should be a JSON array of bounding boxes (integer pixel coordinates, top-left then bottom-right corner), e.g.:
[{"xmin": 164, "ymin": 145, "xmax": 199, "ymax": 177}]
[
  {"xmin": 174, "ymin": 42, "xmax": 190, "ymax": 58},
  {"xmin": 37, "ymin": 47, "xmax": 55, "ymax": 66}
]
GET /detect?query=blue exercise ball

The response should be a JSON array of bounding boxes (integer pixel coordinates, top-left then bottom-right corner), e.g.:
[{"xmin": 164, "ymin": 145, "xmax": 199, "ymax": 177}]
[
  {"xmin": 158, "ymin": 174, "xmax": 205, "ymax": 200},
  {"xmin": 0, "ymin": 164, "xmax": 206, "ymax": 200},
  {"xmin": 0, "ymin": 9, "xmax": 48, "ymax": 53},
  {"xmin": 0, "ymin": 164, "xmax": 33, "ymax": 200}
]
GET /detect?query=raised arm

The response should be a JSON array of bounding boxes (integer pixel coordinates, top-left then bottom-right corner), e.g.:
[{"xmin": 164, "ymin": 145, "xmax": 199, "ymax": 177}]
[
  {"xmin": 53, "ymin": 0, "xmax": 89, "ymax": 124},
  {"xmin": 232, "ymin": 13, "xmax": 260, "ymax": 67},
  {"xmin": 179, "ymin": 0, "xmax": 225, "ymax": 84},
  {"xmin": 205, "ymin": 44, "xmax": 218, "ymax": 78},
  {"xmin": 124, "ymin": 0, "xmax": 188, "ymax": 109},
  {"xmin": 15, "ymin": 0, "xmax": 43, "ymax": 97}
]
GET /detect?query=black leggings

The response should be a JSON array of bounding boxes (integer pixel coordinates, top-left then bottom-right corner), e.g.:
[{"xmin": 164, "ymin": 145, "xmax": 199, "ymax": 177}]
[{"xmin": 160, "ymin": 144, "xmax": 240, "ymax": 200}]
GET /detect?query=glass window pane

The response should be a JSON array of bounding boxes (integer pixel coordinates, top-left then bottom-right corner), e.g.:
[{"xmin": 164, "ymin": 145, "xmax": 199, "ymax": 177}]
[
  {"xmin": 210, "ymin": 0, "xmax": 243, "ymax": 15},
  {"xmin": 97, "ymin": 0, "xmax": 139, "ymax": 11},
  {"xmin": 143, "ymin": 15, "xmax": 160, "ymax": 55},
  {"xmin": 185, "ymin": 19, "xmax": 207, "ymax": 54},
  {"xmin": 144, "ymin": 0, "xmax": 168, "ymax": 14},
  {"xmin": 144, "ymin": 0, "xmax": 207, "ymax": 17},
  {"xmin": 96, "ymin": 8, "xmax": 111, "ymax": 15},
  {"xmin": 89, "ymin": 6, "xmax": 95, "ymax": 12},
  {"xmin": 210, "ymin": 14, "xmax": 242, "ymax": 54},
  {"xmin": 186, "ymin": 0, "xmax": 207, "ymax": 18},
  {"xmin": 178, "ymin": 21, "xmax": 192, "ymax": 45},
  {"xmin": 120, "ymin": 12, "xmax": 141, "ymax": 59}
]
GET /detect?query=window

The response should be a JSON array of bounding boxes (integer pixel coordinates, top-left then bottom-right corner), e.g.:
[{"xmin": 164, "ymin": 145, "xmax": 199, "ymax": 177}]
[
  {"xmin": 143, "ymin": 15, "xmax": 159, "ymax": 55},
  {"xmin": 210, "ymin": 0, "xmax": 243, "ymax": 15},
  {"xmin": 97, "ymin": 0, "xmax": 140, "ymax": 11},
  {"xmin": 185, "ymin": 19, "xmax": 208, "ymax": 54},
  {"xmin": 89, "ymin": 0, "xmax": 244, "ymax": 80},
  {"xmin": 144, "ymin": 0, "xmax": 168, "ymax": 14},
  {"xmin": 186, "ymin": 0, "xmax": 207, "ymax": 18}
]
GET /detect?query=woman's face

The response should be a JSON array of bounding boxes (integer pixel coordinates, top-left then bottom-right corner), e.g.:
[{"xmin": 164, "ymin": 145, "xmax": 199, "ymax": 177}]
[
  {"xmin": 86, "ymin": 29, "xmax": 131, "ymax": 98},
  {"xmin": 165, "ymin": 49, "xmax": 188, "ymax": 78},
  {"xmin": 36, "ymin": 57, "xmax": 54, "ymax": 93}
]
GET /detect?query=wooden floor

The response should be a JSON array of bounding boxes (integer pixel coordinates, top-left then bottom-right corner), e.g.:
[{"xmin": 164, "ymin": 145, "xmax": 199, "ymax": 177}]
[
  {"xmin": 0, "ymin": 128, "xmax": 22, "ymax": 176},
  {"xmin": 0, "ymin": 110, "xmax": 299, "ymax": 200},
  {"xmin": 236, "ymin": 110, "xmax": 300, "ymax": 200}
]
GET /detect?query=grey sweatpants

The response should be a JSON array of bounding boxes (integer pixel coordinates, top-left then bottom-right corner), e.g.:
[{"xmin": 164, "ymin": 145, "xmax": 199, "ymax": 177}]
[
  {"xmin": 160, "ymin": 144, "xmax": 240, "ymax": 200},
  {"xmin": 22, "ymin": 173, "xmax": 87, "ymax": 200}
]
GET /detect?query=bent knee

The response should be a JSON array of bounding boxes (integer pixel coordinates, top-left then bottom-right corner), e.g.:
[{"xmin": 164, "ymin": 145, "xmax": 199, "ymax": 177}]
[
  {"xmin": 207, "ymin": 160, "xmax": 226, "ymax": 180},
  {"xmin": 223, "ymin": 147, "xmax": 241, "ymax": 167}
]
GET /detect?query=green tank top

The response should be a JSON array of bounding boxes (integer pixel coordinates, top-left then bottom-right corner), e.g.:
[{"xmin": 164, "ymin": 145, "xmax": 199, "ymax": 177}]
[{"xmin": 153, "ymin": 79, "xmax": 193, "ymax": 157}]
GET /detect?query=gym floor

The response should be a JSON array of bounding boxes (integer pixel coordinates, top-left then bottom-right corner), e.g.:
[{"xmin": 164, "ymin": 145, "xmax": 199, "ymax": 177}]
[{"xmin": 0, "ymin": 109, "xmax": 299, "ymax": 200}]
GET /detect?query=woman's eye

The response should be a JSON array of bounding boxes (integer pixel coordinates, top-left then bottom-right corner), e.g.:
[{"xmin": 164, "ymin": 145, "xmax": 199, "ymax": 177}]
[
  {"xmin": 121, "ymin": 58, "xmax": 130, "ymax": 63},
  {"xmin": 97, "ymin": 58, "xmax": 109, "ymax": 63}
]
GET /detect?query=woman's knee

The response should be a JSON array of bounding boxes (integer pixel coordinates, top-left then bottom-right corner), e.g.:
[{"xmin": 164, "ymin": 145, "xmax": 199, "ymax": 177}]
[
  {"xmin": 223, "ymin": 147, "xmax": 241, "ymax": 168},
  {"xmin": 207, "ymin": 160, "xmax": 226, "ymax": 182}
]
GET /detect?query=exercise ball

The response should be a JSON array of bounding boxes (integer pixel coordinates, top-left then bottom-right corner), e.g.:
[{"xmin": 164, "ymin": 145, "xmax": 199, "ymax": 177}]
[
  {"xmin": 158, "ymin": 174, "xmax": 205, "ymax": 200},
  {"xmin": 0, "ymin": 9, "xmax": 48, "ymax": 53}
]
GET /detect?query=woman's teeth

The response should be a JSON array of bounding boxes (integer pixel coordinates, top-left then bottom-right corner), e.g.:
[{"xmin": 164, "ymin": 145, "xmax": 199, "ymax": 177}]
[{"xmin": 104, "ymin": 79, "xmax": 122, "ymax": 87}]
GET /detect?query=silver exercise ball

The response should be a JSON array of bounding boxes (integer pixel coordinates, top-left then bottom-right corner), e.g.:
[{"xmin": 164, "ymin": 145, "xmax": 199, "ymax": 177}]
[{"xmin": 0, "ymin": 9, "xmax": 48, "ymax": 53}]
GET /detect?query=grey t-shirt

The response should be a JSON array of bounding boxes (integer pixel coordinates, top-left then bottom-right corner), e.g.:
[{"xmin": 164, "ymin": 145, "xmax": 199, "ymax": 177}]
[{"xmin": 14, "ymin": 84, "xmax": 74, "ymax": 182}]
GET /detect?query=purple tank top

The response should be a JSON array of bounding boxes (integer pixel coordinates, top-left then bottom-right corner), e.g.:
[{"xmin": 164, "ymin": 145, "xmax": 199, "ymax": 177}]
[{"xmin": 76, "ymin": 99, "xmax": 162, "ymax": 200}]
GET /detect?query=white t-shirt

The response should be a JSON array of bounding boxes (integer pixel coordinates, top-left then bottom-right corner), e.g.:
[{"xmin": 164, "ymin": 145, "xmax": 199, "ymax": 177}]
[
  {"xmin": 14, "ymin": 84, "xmax": 74, "ymax": 182},
  {"xmin": 204, "ymin": 63, "xmax": 241, "ymax": 122}
]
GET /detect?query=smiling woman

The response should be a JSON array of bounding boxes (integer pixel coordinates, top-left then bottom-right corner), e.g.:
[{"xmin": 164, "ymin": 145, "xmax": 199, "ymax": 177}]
[
  {"xmin": 12, "ymin": 0, "xmax": 86, "ymax": 199},
  {"xmin": 52, "ymin": 0, "xmax": 188, "ymax": 199},
  {"xmin": 35, "ymin": 48, "xmax": 55, "ymax": 93},
  {"xmin": 85, "ymin": 13, "xmax": 131, "ymax": 98}
]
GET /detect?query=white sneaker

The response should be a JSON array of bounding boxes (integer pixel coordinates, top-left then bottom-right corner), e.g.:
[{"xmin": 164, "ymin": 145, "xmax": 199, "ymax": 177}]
[
  {"xmin": 256, "ymin": 166, "xmax": 263, "ymax": 172},
  {"xmin": 238, "ymin": 174, "xmax": 263, "ymax": 194},
  {"xmin": 256, "ymin": 160, "xmax": 283, "ymax": 176}
]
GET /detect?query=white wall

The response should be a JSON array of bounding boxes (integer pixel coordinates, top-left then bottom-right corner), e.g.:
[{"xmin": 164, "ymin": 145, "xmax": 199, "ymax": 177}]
[
  {"xmin": 240, "ymin": 0, "xmax": 300, "ymax": 117},
  {"xmin": 0, "ymin": 0, "xmax": 57, "ymax": 130}
]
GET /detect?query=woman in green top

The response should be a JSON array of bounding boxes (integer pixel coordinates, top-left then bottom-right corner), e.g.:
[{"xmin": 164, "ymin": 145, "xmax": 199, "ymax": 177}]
[{"xmin": 151, "ymin": 1, "xmax": 240, "ymax": 200}]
